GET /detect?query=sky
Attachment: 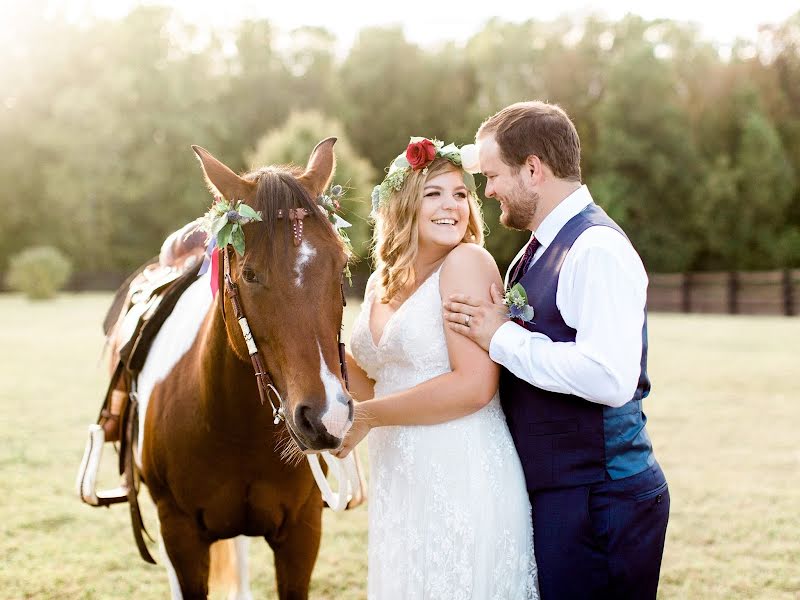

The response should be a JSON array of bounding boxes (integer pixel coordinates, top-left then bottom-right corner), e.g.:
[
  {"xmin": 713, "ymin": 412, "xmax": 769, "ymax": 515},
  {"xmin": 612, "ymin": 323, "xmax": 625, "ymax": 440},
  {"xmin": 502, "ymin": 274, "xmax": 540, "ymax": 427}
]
[{"xmin": 28, "ymin": 0, "xmax": 800, "ymax": 54}]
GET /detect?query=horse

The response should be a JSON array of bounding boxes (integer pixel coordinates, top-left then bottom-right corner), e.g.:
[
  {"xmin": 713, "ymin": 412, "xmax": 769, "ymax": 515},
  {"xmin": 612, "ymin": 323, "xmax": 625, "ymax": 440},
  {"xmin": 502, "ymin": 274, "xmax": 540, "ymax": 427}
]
[{"xmin": 131, "ymin": 138, "xmax": 354, "ymax": 599}]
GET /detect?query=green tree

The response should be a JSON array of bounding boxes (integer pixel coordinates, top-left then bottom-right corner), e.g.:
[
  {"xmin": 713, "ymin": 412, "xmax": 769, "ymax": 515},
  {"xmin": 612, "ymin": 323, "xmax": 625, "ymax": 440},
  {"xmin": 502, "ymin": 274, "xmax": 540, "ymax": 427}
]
[
  {"xmin": 340, "ymin": 27, "xmax": 478, "ymax": 172},
  {"xmin": 592, "ymin": 16, "xmax": 702, "ymax": 272},
  {"xmin": 734, "ymin": 110, "xmax": 797, "ymax": 268}
]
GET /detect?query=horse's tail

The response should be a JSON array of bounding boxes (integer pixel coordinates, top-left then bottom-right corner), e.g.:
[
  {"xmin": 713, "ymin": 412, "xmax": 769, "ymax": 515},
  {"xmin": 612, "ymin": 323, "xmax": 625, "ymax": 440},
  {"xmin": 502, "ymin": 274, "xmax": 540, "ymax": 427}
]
[{"xmin": 208, "ymin": 538, "xmax": 239, "ymax": 596}]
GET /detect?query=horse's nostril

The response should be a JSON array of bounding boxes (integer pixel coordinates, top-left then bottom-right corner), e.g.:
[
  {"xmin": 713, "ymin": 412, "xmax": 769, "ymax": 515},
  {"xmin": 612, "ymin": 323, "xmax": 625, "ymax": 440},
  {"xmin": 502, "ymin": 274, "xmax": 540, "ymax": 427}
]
[{"xmin": 295, "ymin": 404, "xmax": 315, "ymax": 436}]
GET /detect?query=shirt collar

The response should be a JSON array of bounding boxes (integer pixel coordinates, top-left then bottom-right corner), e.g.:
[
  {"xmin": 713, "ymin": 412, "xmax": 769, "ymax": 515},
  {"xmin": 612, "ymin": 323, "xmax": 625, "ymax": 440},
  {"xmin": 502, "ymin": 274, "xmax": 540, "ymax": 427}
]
[{"xmin": 533, "ymin": 184, "xmax": 593, "ymax": 249}]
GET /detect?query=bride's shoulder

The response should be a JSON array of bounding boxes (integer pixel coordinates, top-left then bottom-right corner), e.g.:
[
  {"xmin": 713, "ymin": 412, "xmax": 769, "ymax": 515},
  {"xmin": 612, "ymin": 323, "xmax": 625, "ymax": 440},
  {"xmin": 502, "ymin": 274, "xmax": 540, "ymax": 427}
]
[
  {"xmin": 441, "ymin": 243, "xmax": 498, "ymax": 275},
  {"xmin": 440, "ymin": 244, "xmax": 500, "ymax": 289}
]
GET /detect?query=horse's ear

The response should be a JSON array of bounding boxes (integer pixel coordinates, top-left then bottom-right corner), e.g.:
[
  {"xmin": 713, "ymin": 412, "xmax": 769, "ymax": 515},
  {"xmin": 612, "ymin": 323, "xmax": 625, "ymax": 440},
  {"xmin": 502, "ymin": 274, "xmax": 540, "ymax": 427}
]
[
  {"xmin": 192, "ymin": 145, "xmax": 255, "ymax": 202},
  {"xmin": 298, "ymin": 137, "xmax": 337, "ymax": 198}
]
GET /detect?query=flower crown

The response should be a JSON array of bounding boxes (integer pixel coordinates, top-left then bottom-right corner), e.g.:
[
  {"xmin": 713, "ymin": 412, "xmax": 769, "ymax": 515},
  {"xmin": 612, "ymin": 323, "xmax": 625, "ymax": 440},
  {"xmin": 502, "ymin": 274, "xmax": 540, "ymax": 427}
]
[{"xmin": 371, "ymin": 137, "xmax": 481, "ymax": 214}]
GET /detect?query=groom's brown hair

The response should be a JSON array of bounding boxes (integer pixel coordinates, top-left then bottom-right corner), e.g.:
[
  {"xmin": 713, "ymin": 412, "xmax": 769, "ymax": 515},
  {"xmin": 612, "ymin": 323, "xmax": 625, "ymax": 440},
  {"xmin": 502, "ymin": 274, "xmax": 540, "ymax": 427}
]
[{"xmin": 478, "ymin": 101, "xmax": 582, "ymax": 181}]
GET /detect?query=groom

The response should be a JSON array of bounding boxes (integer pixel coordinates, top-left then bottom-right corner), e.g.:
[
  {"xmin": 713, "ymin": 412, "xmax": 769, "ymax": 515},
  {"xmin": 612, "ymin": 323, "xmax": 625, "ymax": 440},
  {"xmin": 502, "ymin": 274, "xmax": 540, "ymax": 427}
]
[{"xmin": 445, "ymin": 101, "xmax": 669, "ymax": 599}]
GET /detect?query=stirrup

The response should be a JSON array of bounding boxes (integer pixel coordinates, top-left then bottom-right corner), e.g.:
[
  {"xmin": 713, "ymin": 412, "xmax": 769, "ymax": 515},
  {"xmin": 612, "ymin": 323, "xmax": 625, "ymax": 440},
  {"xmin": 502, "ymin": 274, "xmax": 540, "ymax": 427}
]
[{"xmin": 75, "ymin": 424, "xmax": 128, "ymax": 507}]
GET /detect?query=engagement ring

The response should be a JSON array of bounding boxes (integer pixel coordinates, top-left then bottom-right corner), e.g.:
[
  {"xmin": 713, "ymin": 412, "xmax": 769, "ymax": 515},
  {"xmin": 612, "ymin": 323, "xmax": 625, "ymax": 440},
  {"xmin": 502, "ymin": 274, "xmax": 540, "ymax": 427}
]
[{"xmin": 465, "ymin": 315, "xmax": 471, "ymax": 327}]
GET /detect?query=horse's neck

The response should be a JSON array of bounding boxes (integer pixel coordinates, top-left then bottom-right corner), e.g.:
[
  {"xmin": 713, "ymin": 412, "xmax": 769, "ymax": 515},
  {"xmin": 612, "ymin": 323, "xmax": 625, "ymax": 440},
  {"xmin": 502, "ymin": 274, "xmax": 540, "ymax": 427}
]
[{"xmin": 197, "ymin": 305, "xmax": 272, "ymax": 437}]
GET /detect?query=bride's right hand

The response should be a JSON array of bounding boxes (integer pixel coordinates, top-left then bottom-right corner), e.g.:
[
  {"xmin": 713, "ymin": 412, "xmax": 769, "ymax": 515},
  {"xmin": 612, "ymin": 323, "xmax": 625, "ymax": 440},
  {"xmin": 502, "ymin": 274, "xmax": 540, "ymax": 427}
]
[{"xmin": 333, "ymin": 403, "xmax": 373, "ymax": 458}]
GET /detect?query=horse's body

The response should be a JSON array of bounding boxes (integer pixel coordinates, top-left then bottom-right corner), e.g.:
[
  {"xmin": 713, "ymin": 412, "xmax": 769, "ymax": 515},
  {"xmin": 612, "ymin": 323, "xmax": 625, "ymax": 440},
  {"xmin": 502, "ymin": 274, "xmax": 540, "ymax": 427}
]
[{"xmin": 128, "ymin": 139, "xmax": 353, "ymax": 599}]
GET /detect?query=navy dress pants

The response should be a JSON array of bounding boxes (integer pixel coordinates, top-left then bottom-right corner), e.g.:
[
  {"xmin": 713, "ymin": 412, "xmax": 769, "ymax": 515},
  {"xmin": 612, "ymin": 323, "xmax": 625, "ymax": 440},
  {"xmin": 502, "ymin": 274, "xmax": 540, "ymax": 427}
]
[{"xmin": 530, "ymin": 463, "xmax": 670, "ymax": 600}]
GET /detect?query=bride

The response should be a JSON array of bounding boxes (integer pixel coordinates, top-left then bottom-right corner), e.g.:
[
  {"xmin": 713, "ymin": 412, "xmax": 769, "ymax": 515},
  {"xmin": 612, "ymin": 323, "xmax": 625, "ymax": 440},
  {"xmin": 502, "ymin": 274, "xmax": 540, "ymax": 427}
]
[{"xmin": 335, "ymin": 138, "xmax": 539, "ymax": 599}]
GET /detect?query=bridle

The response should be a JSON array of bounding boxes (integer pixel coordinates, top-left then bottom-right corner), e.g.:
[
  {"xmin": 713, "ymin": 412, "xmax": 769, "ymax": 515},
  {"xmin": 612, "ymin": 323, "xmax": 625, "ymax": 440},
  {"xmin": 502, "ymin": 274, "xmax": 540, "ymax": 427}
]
[{"xmin": 220, "ymin": 206, "xmax": 350, "ymax": 429}]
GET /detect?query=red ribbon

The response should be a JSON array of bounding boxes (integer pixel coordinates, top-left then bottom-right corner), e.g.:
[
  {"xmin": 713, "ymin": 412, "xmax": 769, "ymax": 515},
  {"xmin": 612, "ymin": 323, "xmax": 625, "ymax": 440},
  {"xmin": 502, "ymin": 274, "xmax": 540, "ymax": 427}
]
[{"xmin": 210, "ymin": 246, "xmax": 220, "ymax": 298}]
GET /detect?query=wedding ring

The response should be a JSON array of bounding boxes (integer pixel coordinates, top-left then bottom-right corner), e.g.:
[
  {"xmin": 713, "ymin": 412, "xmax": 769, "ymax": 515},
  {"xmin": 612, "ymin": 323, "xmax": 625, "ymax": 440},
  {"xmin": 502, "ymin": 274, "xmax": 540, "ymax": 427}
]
[{"xmin": 465, "ymin": 315, "xmax": 471, "ymax": 327}]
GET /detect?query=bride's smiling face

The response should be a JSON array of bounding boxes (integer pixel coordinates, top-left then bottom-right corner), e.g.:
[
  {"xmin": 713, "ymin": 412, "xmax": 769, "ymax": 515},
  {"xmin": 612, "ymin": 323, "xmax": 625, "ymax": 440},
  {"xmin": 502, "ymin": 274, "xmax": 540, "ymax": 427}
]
[{"xmin": 416, "ymin": 169, "xmax": 471, "ymax": 251}]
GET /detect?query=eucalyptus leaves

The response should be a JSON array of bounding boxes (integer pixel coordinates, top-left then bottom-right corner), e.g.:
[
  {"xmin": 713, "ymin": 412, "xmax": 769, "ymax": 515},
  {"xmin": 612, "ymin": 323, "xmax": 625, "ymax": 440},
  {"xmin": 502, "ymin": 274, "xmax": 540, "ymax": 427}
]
[
  {"xmin": 318, "ymin": 184, "xmax": 354, "ymax": 284},
  {"xmin": 201, "ymin": 196, "xmax": 262, "ymax": 256},
  {"xmin": 504, "ymin": 283, "xmax": 535, "ymax": 323}
]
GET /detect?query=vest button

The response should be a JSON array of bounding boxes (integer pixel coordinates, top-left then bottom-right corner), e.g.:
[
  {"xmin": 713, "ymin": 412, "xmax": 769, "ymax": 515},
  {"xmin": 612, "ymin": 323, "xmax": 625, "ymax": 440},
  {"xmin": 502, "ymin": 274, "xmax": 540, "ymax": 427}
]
[{"xmin": 656, "ymin": 494, "xmax": 663, "ymax": 503}]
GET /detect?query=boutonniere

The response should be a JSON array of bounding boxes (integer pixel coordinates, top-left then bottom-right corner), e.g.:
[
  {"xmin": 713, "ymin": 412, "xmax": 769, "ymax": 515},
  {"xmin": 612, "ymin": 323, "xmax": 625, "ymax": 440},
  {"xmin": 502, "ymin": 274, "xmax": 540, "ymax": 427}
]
[
  {"xmin": 201, "ymin": 195, "xmax": 262, "ymax": 256},
  {"xmin": 503, "ymin": 283, "xmax": 535, "ymax": 323}
]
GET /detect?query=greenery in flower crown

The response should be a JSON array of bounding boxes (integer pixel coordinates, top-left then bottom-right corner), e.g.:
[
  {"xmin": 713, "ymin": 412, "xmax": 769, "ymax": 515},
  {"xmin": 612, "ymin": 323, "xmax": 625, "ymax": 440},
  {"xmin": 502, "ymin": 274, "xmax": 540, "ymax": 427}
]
[
  {"xmin": 200, "ymin": 196, "xmax": 262, "ymax": 256},
  {"xmin": 371, "ymin": 137, "xmax": 479, "ymax": 214}
]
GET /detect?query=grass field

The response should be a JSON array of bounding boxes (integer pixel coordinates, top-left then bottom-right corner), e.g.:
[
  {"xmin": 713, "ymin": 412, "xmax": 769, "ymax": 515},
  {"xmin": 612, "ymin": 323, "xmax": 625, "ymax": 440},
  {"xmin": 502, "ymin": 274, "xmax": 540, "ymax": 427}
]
[{"xmin": 0, "ymin": 293, "xmax": 798, "ymax": 599}]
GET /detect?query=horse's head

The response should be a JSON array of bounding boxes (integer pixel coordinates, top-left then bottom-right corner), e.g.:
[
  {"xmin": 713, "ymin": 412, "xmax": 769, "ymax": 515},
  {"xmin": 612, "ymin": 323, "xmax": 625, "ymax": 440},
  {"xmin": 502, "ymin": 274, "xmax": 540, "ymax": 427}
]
[{"xmin": 192, "ymin": 139, "xmax": 353, "ymax": 452}]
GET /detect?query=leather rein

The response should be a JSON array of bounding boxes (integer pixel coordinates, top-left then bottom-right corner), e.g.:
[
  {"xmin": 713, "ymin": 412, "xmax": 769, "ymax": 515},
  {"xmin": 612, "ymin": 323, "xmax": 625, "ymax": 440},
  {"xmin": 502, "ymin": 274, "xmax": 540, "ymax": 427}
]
[{"xmin": 221, "ymin": 206, "xmax": 350, "ymax": 427}]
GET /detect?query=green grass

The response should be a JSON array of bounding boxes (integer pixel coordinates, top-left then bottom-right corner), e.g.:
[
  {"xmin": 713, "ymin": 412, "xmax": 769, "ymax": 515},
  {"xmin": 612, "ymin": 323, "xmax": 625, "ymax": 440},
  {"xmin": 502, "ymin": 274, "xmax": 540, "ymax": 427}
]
[{"xmin": 0, "ymin": 294, "xmax": 798, "ymax": 599}]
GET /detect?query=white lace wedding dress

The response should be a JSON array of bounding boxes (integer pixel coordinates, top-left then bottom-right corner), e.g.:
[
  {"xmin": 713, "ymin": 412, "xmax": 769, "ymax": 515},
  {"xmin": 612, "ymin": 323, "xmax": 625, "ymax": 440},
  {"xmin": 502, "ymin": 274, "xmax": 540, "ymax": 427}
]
[{"xmin": 351, "ymin": 268, "xmax": 539, "ymax": 600}]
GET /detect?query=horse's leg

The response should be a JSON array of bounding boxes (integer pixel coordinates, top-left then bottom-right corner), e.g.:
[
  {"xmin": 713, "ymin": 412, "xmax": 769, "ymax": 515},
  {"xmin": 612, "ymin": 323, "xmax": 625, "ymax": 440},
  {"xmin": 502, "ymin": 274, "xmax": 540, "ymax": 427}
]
[
  {"xmin": 269, "ymin": 497, "xmax": 322, "ymax": 600},
  {"xmin": 159, "ymin": 531, "xmax": 185, "ymax": 600},
  {"xmin": 158, "ymin": 500, "xmax": 212, "ymax": 600}
]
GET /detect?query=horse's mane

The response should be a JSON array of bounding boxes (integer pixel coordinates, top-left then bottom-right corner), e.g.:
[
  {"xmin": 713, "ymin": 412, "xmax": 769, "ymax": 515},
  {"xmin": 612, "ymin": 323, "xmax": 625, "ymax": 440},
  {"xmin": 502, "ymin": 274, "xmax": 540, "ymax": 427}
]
[{"xmin": 243, "ymin": 166, "xmax": 344, "ymax": 257}]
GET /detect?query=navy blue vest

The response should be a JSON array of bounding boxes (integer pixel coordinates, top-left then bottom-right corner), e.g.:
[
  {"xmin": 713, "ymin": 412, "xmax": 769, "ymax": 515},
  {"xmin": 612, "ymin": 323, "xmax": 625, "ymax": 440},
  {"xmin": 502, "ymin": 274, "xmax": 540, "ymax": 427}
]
[{"xmin": 500, "ymin": 203, "xmax": 655, "ymax": 491}]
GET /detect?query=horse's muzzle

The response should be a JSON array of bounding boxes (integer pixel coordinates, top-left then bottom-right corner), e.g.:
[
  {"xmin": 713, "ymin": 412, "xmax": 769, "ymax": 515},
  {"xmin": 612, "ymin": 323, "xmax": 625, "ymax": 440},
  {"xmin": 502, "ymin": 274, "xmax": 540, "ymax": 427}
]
[{"xmin": 291, "ymin": 394, "xmax": 353, "ymax": 451}]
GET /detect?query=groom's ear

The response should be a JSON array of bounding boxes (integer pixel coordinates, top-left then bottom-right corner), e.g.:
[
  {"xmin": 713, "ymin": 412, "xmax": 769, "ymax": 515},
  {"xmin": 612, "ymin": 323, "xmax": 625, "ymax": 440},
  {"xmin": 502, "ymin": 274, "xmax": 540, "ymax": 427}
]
[{"xmin": 525, "ymin": 155, "xmax": 544, "ymax": 183}]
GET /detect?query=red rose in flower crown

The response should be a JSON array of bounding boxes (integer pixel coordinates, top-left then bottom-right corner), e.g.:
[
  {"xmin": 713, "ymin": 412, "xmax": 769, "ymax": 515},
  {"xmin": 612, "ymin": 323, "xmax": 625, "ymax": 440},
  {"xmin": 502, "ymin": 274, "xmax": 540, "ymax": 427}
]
[{"xmin": 405, "ymin": 138, "xmax": 437, "ymax": 170}]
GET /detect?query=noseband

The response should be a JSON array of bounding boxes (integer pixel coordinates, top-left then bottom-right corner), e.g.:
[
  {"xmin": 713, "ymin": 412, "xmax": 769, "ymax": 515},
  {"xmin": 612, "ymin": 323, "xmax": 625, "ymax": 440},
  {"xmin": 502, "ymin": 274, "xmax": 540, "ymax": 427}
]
[{"xmin": 220, "ymin": 207, "xmax": 350, "ymax": 427}]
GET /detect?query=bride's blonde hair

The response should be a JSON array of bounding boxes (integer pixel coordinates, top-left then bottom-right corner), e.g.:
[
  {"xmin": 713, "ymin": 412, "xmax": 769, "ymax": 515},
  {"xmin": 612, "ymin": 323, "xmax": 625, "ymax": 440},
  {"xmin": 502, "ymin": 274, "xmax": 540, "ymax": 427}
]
[{"xmin": 372, "ymin": 157, "xmax": 484, "ymax": 303}]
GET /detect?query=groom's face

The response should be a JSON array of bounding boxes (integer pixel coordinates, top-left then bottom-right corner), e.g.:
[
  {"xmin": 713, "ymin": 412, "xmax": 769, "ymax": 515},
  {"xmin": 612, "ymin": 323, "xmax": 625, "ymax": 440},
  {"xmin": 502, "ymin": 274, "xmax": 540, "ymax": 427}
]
[{"xmin": 479, "ymin": 135, "xmax": 537, "ymax": 230}]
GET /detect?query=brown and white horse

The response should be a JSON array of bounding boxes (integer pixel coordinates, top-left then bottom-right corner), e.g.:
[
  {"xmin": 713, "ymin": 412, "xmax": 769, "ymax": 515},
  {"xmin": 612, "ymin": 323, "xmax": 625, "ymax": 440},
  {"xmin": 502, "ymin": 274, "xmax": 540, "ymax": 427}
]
[{"xmin": 135, "ymin": 139, "xmax": 353, "ymax": 599}]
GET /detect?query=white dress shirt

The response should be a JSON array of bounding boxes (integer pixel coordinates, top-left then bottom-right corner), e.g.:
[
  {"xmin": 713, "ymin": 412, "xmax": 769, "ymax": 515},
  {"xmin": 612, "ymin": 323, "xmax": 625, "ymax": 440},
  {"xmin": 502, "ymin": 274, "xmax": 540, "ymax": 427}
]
[{"xmin": 489, "ymin": 185, "xmax": 649, "ymax": 408}]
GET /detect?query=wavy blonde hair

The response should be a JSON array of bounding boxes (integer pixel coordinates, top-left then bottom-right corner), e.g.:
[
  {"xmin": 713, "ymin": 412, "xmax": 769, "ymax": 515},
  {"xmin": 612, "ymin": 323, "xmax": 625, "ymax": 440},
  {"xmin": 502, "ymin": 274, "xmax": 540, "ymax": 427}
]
[{"xmin": 372, "ymin": 157, "xmax": 485, "ymax": 303}]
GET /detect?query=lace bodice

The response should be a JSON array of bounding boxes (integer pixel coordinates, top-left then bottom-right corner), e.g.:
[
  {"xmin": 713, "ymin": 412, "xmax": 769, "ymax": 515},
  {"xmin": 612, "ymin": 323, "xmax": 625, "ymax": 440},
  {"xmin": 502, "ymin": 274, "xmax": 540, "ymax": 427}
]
[
  {"xmin": 350, "ymin": 268, "xmax": 539, "ymax": 599},
  {"xmin": 351, "ymin": 268, "xmax": 452, "ymax": 397}
]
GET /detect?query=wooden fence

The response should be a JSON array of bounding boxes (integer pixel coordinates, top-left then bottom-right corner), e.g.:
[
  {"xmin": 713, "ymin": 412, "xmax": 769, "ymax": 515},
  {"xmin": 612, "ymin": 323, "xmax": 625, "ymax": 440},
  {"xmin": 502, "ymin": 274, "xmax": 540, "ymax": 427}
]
[
  {"xmin": 2, "ymin": 267, "xmax": 799, "ymax": 316},
  {"xmin": 648, "ymin": 270, "xmax": 800, "ymax": 316}
]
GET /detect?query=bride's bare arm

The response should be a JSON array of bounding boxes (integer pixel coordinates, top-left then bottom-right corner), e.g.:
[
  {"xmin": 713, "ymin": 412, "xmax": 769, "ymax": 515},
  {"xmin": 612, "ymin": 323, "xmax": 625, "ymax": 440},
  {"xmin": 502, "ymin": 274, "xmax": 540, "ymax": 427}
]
[
  {"xmin": 354, "ymin": 244, "xmax": 502, "ymax": 428},
  {"xmin": 346, "ymin": 275, "xmax": 376, "ymax": 401},
  {"xmin": 346, "ymin": 350, "xmax": 375, "ymax": 401}
]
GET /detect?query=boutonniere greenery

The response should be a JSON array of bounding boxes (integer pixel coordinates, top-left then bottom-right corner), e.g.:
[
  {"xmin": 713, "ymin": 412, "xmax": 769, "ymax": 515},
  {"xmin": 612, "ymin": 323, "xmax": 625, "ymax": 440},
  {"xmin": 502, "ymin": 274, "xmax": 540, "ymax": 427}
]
[
  {"xmin": 200, "ymin": 195, "xmax": 262, "ymax": 256},
  {"xmin": 503, "ymin": 283, "xmax": 535, "ymax": 323}
]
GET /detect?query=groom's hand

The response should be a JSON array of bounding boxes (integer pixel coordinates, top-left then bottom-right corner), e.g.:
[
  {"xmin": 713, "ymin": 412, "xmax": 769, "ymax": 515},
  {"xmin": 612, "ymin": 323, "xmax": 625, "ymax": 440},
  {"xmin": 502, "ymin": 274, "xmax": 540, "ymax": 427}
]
[{"xmin": 444, "ymin": 283, "xmax": 509, "ymax": 351}]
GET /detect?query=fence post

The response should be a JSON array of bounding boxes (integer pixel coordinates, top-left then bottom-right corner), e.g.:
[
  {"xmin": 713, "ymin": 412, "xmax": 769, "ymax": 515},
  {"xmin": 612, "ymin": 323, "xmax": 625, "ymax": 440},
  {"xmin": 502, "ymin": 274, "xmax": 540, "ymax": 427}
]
[
  {"xmin": 784, "ymin": 269, "xmax": 795, "ymax": 316},
  {"xmin": 682, "ymin": 272, "xmax": 691, "ymax": 313},
  {"xmin": 728, "ymin": 271, "xmax": 739, "ymax": 314}
]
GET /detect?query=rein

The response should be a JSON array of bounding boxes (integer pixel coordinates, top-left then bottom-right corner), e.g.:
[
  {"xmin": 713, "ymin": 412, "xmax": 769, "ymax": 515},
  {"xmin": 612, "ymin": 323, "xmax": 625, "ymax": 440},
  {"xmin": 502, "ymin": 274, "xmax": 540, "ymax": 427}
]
[{"xmin": 220, "ymin": 206, "xmax": 350, "ymax": 428}]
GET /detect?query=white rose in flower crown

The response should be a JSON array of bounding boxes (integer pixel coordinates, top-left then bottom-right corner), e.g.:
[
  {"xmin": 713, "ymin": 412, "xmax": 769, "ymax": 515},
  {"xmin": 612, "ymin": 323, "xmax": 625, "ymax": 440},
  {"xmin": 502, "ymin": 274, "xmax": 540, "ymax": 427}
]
[{"xmin": 459, "ymin": 143, "xmax": 481, "ymax": 174}]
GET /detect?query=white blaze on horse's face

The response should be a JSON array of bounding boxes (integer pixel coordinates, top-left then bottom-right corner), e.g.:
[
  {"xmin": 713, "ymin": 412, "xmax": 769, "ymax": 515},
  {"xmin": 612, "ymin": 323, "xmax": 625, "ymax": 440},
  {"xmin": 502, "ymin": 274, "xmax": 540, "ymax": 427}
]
[
  {"xmin": 293, "ymin": 240, "xmax": 316, "ymax": 287},
  {"xmin": 317, "ymin": 342, "xmax": 352, "ymax": 439}
]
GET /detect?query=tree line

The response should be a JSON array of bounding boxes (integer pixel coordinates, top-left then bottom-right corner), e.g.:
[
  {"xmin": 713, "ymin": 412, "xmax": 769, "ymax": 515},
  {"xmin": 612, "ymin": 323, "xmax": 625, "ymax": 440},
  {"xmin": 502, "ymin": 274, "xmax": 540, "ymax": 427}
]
[{"xmin": 1, "ymin": 4, "xmax": 798, "ymax": 283}]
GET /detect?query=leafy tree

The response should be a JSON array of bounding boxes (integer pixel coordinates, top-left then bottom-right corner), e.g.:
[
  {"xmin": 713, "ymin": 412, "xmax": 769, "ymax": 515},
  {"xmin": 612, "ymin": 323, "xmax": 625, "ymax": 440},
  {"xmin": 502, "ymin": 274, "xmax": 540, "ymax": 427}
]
[
  {"xmin": 734, "ymin": 110, "xmax": 797, "ymax": 267},
  {"xmin": 2, "ymin": 8, "xmax": 800, "ymax": 282},
  {"xmin": 592, "ymin": 16, "xmax": 702, "ymax": 271}
]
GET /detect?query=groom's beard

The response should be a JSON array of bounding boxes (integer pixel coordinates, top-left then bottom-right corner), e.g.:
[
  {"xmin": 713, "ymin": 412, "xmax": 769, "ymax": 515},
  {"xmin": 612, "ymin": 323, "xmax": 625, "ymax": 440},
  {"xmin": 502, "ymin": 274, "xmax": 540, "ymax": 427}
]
[{"xmin": 499, "ymin": 182, "xmax": 538, "ymax": 230}]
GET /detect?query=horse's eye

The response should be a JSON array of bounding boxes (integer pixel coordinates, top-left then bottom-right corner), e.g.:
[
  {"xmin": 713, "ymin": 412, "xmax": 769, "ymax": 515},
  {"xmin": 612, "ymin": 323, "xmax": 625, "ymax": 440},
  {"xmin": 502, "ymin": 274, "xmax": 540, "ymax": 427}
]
[{"xmin": 242, "ymin": 267, "xmax": 259, "ymax": 283}]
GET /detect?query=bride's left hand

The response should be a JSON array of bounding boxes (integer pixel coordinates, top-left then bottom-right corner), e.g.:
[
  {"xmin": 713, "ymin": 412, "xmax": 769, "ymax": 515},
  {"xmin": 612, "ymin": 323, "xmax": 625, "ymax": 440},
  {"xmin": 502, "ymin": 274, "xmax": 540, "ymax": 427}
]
[
  {"xmin": 444, "ymin": 283, "xmax": 509, "ymax": 351},
  {"xmin": 333, "ymin": 404, "xmax": 372, "ymax": 458}
]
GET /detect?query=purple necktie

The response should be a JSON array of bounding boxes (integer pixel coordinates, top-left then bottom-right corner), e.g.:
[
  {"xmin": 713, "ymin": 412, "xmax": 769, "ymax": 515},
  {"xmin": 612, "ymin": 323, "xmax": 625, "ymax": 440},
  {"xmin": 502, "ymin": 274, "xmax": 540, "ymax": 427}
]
[{"xmin": 509, "ymin": 236, "xmax": 540, "ymax": 287}]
